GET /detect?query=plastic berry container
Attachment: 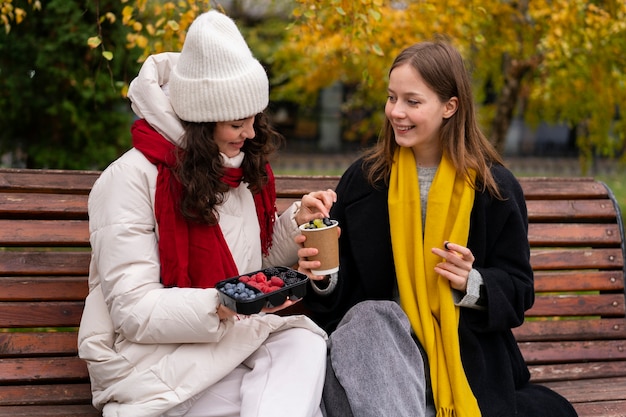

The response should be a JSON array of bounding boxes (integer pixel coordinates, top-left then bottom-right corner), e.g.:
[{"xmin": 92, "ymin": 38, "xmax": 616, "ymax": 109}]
[{"xmin": 216, "ymin": 266, "xmax": 309, "ymax": 315}]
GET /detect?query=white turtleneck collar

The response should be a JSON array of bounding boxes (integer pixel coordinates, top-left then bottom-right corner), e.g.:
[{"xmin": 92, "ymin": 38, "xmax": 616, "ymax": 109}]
[{"xmin": 220, "ymin": 152, "xmax": 245, "ymax": 168}]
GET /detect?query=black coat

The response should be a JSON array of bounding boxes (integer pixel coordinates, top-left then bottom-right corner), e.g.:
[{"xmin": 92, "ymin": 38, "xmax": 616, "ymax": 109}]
[{"xmin": 306, "ymin": 158, "xmax": 577, "ymax": 417}]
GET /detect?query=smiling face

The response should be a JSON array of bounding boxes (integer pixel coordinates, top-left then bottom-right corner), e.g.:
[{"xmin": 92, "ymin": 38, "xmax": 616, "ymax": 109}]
[
  {"xmin": 385, "ymin": 63, "xmax": 457, "ymax": 165},
  {"xmin": 213, "ymin": 116, "xmax": 256, "ymax": 158}
]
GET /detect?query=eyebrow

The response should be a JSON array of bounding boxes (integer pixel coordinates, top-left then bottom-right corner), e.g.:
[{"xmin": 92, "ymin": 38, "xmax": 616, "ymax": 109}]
[{"xmin": 388, "ymin": 87, "xmax": 423, "ymax": 97}]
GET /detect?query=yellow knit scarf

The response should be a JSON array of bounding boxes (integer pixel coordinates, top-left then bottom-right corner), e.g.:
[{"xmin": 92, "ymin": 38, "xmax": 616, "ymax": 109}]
[{"xmin": 388, "ymin": 146, "xmax": 480, "ymax": 417}]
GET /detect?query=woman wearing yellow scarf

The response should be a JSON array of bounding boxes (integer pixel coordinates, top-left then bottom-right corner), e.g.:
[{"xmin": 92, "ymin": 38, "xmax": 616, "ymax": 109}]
[{"xmin": 299, "ymin": 42, "xmax": 578, "ymax": 417}]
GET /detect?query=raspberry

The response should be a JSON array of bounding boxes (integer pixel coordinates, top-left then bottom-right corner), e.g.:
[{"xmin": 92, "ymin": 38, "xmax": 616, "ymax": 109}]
[{"xmin": 270, "ymin": 276, "xmax": 284, "ymax": 287}]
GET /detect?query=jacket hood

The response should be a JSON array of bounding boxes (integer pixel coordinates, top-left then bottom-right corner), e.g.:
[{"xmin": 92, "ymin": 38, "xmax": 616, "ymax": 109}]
[{"xmin": 128, "ymin": 52, "xmax": 185, "ymax": 147}]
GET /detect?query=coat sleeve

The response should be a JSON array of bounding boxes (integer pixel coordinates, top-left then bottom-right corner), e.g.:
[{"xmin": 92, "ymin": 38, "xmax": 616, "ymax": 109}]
[
  {"xmin": 88, "ymin": 151, "xmax": 229, "ymax": 345},
  {"xmin": 262, "ymin": 202, "xmax": 302, "ymax": 269},
  {"xmin": 463, "ymin": 165, "xmax": 535, "ymax": 332}
]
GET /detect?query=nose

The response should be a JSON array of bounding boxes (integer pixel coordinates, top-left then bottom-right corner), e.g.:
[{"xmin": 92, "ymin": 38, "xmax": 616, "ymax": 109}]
[
  {"xmin": 242, "ymin": 119, "xmax": 256, "ymax": 140},
  {"xmin": 387, "ymin": 101, "xmax": 405, "ymax": 119},
  {"xmin": 390, "ymin": 103, "xmax": 406, "ymax": 119}
]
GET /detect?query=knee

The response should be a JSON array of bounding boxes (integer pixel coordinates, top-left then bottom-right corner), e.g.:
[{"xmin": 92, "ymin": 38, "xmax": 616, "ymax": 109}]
[
  {"xmin": 282, "ymin": 327, "xmax": 328, "ymax": 361},
  {"xmin": 339, "ymin": 300, "xmax": 411, "ymax": 332}
]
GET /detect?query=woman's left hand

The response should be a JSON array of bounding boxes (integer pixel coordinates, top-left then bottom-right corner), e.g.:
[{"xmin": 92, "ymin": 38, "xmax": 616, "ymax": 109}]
[
  {"xmin": 431, "ymin": 241, "xmax": 475, "ymax": 292},
  {"xmin": 261, "ymin": 297, "xmax": 300, "ymax": 314},
  {"xmin": 294, "ymin": 189, "xmax": 337, "ymax": 226}
]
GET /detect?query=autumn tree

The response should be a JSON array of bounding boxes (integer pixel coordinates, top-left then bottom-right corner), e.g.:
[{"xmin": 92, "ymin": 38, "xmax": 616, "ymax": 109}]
[
  {"xmin": 4, "ymin": 1, "xmax": 624, "ymax": 169},
  {"xmin": 271, "ymin": 0, "xmax": 626, "ymax": 168},
  {"xmin": 0, "ymin": 0, "xmax": 140, "ymax": 168},
  {"xmin": 1, "ymin": 0, "xmax": 292, "ymax": 168}
]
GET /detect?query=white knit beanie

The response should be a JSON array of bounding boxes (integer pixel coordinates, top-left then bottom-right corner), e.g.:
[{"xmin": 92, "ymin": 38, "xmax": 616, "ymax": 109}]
[{"xmin": 169, "ymin": 11, "xmax": 269, "ymax": 122}]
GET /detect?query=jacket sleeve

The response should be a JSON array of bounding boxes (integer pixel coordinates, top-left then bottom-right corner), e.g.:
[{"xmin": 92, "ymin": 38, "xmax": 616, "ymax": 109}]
[
  {"xmin": 262, "ymin": 202, "xmax": 302, "ymax": 269},
  {"xmin": 88, "ymin": 152, "xmax": 229, "ymax": 345},
  {"xmin": 463, "ymin": 165, "xmax": 535, "ymax": 332}
]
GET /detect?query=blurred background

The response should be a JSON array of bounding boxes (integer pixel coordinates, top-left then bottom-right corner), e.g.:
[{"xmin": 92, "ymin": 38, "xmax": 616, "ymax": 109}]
[{"xmin": 1, "ymin": 0, "xmax": 624, "ymax": 211}]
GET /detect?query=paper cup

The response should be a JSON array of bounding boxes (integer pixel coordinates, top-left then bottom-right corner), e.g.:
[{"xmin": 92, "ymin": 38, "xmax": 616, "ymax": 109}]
[{"xmin": 299, "ymin": 219, "xmax": 339, "ymax": 275}]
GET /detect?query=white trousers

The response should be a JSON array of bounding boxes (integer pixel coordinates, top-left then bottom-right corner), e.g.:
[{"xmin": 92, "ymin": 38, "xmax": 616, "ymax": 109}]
[{"xmin": 177, "ymin": 327, "xmax": 326, "ymax": 417}]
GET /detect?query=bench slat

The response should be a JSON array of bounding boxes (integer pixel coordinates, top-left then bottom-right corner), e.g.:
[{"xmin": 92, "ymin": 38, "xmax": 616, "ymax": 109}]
[
  {"xmin": 529, "ymin": 361, "xmax": 626, "ymax": 382},
  {"xmin": 0, "ymin": 220, "xmax": 89, "ymax": 246},
  {"xmin": 0, "ymin": 302, "xmax": 85, "ymax": 328},
  {"xmin": 526, "ymin": 199, "xmax": 617, "ymax": 221},
  {"xmin": 528, "ymin": 223, "xmax": 622, "ymax": 246},
  {"xmin": 274, "ymin": 175, "xmax": 341, "ymax": 196},
  {"xmin": 0, "ymin": 169, "xmax": 99, "ymax": 194},
  {"xmin": 0, "ymin": 193, "xmax": 88, "ymax": 220},
  {"xmin": 0, "ymin": 277, "xmax": 88, "ymax": 302},
  {"xmin": 527, "ymin": 293, "xmax": 625, "ymax": 317},
  {"xmin": 514, "ymin": 318, "xmax": 626, "ymax": 342},
  {"xmin": 519, "ymin": 178, "xmax": 609, "ymax": 200},
  {"xmin": 0, "ymin": 384, "xmax": 92, "ymax": 407},
  {"xmin": 530, "ymin": 248, "xmax": 623, "ymax": 270},
  {"xmin": 571, "ymin": 400, "xmax": 626, "ymax": 417},
  {"xmin": 0, "ymin": 404, "xmax": 99, "ymax": 417},
  {"xmin": 519, "ymin": 340, "xmax": 626, "ymax": 363},
  {"xmin": 542, "ymin": 376, "xmax": 626, "ymax": 404},
  {"xmin": 0, "ymin": 357, "xmax": 88, "ymax": 382},
  {"xmin": 0, "ymin": 332, "xmax": 79, "ymax": 357},
  {"xmin": 533, "ymin": 271, "xmax": 624, "ymax": 292},
  {"xmin": 0, "ymin": 252, "xmax": 91, "ymax": 276}
]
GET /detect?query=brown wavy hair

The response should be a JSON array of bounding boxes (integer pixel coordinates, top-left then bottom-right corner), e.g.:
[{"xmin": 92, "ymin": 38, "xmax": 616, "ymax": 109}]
[
  {"xmin": 363, "ymin": 40, "xmax": 504, "ymax": 199},
  {"xmin": 175, "ymin": 112, "xmax": 284, "ymax": 224}
]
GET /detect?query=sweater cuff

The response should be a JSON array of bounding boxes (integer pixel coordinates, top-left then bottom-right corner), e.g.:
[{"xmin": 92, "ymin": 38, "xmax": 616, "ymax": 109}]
[
  {"xmin": 310, "ymin": 272, "xmax": 338, "ymax": 296},
  {"xmin": 453, "ymin": 268, "xmax": 486, "ymax": 310}
]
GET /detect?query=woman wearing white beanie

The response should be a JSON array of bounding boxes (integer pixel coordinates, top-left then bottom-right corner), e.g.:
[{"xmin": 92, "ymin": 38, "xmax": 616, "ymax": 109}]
[{"xmin": 78, "ymin": 10, "xmax": 335, "ymax": 417}]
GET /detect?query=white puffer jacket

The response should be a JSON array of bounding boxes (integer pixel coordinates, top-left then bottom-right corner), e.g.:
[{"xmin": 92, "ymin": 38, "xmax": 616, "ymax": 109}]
[{"xmin": 77, "ymin": 53, "xmax": 326, "ymax": 417}]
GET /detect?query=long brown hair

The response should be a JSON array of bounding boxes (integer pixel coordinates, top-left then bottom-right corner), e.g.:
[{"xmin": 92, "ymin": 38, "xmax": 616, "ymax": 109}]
[
  {"xmin": 363, "ymin": 41, "xmax": 504, "ymax": 198},
  {"xmin": 176, "ymin": 112, "xmax": 283, "ymax": 224}
]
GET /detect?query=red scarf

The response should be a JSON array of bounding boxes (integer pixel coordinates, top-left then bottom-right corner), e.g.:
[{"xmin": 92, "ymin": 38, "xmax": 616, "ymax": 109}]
[{"xmin": 131, "ymin": 119, "xmax": 276, "ymax": 289}]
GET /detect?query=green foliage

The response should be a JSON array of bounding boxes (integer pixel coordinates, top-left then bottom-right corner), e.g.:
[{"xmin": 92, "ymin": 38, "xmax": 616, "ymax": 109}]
[
  {"xmin": 273, "ymin": 0, "xmax": 626, "ymax": 166},
  {"xmin": 0, "ymin": 0, "xmax": 141, "ymax": 169}
]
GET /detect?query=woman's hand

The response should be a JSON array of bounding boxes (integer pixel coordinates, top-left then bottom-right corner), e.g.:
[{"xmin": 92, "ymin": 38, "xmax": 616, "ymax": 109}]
[
  {"xmin": 217, "ymin": 303, "xmax": 237, "ymax": 321},
  {"xmin": 261, "ymin": 297, "xmax": 300, "ymax": 314},
  {"xmin": 294, "ymin": 189, "xmax": 337, "ymax": 226},
  {"xmin": 431, "ymin": 241, "xmax": 475, "ymax": 292},
  {"xmin": 294, "ymin": 230, "xmax": 340, "ymax": 283}
]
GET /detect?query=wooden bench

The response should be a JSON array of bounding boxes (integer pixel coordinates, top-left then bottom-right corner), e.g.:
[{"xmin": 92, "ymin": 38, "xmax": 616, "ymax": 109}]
[{"xmin": 0, "ymin": 168, "xmax": 624, "ymax": 417}]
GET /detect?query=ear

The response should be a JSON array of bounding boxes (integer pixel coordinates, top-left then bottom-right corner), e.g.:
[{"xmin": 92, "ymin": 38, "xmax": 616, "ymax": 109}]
[{"xmin": 443, "ymin": 97, "xmax": 458, "ymax": 119}]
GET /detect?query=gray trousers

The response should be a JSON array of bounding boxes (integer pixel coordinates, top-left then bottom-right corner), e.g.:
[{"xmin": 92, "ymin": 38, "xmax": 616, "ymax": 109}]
[{"xmin": 321, "ymin": 300, "xmax": 436, "ymax": 417}]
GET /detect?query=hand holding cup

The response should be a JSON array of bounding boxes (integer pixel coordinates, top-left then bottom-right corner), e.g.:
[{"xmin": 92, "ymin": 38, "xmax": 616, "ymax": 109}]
[{"xmin": 299, "ymin": 218, "xmax": 340, "ymax": 275}]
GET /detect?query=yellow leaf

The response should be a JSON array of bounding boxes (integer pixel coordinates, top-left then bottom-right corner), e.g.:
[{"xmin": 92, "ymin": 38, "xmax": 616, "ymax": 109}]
[
  {"xmin": 105, "ymin": 12, "xmax": 116, "ymax": 24},
  {"xmin": 371, "ymin": 43, "xmax": 384, "ymax": 56},
  {"xmin": 15, "ymin": 8, "xmax": 25, "ymax": 24},
  {"xmin": 102, "ymin": 51, "xmax": 113, "ymax": 61},
  {"xmin": 167, "ymin": 20, "xmax": 180, "ymax": 31},
  {"xmin": 136, "ymin": 35, "xmax": 148, "ymax": 48},
  {"xmin": 121, "ymin": 84, "xmax": 129, "ymax": 98},
  {"xmin": 87, "ymin": 36, "xmax": 102, "ymax": 49},
  {"xmin": 122, "ymin": 5, "xmax": 134, "ymax": 25},
  {"xmin": 368, "ymin": 9, "xmax": 381, "ymax": 21}
]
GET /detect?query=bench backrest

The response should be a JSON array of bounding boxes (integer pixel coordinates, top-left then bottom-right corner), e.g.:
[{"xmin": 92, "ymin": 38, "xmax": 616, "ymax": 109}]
[
  {"xmin": 0, "ymin": 169, "xmax": 99, "ymax": 413},
  {"xmin": 512, "ymin": 178, "xmax": 626, "ymax": 394},
  {"xmin": 0, "ymin": 169, "xmax": 625, "ymax": 413}
]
